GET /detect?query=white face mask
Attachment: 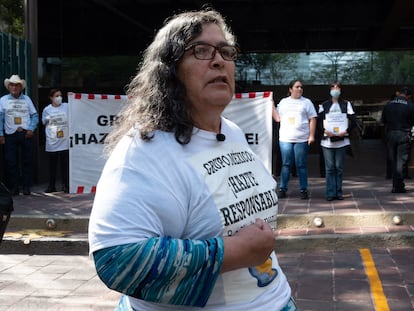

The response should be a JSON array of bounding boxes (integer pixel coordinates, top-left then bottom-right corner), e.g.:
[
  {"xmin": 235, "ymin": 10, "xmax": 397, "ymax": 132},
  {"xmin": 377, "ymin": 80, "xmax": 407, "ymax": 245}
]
[
  {"xmin": 330, "ymin": 89, "xmax": 341, "ymax": 98},
  {"xmin": 53, "ymin": 96, "xmax": 62, "ymax": 105}
]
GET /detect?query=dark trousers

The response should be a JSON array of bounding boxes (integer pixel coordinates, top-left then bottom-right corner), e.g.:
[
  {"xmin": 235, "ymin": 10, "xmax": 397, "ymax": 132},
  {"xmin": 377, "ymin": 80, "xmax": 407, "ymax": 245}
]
[
  {"xmin": 386, "ymin": 130, "xmax": 411, "ymax": 190},
  {"xmin": 47, "ymin": 150, "xmax": 69, "ymax": 189},
  {"xmin": 4, "ymin": 131, "xmax": 34, "ymax": 191}
]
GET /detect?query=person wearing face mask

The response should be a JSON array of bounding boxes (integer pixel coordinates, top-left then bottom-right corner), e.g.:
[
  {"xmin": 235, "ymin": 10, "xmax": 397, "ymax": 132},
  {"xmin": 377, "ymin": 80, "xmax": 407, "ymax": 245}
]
[
  {"xmin": 42, "ymin": 89, "xmax": 69, "ymax": 193},
  {"xmin": 0, "ymin": 75, "xmax": 39, "ymax": 195},
  {"xmin": 317, "ymin": 82, "xmax": 356, "ymax": 201}
]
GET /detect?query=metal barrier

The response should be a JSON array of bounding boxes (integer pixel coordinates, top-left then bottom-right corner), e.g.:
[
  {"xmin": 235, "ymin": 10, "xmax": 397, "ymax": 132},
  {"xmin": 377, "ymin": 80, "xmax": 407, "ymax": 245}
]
[{"xmin": 0, "ymin": 32, "xmax": 31, "ymax": 97}]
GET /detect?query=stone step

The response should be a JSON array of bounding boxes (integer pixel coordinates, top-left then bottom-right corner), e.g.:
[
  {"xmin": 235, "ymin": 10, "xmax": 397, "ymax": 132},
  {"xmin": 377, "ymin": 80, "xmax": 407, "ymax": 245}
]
[
  {"xmin": 6, "ymin": 215, "xmax": 89, "ymax": 232},
  {"xmin": 2, "ymin": 226, "xmax": 414, "ymax": 255},
  {"xmin": 277, "ymin": 211, "xmax": 414, "ymax": 229},
  {"xmin": 6, "ymin": 211, "xmax": 413, "ymax": 234}
]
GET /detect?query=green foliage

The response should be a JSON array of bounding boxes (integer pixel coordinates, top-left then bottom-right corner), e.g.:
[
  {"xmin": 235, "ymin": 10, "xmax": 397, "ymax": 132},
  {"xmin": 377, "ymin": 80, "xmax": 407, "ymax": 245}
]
[
  {"xmin": 336, "ymin": 51, "xmax": 414, "ymax": 84},
  {"xmin": 0, "ymin": 0, "xmax": 24, "ymax": 36},
  {"xmin": 371, "ymin": 51, "xmax": 414, "ymax": 83},
  {"xmin": 236, "ymin": 53, "xmax": 299, "ymax": 84}
]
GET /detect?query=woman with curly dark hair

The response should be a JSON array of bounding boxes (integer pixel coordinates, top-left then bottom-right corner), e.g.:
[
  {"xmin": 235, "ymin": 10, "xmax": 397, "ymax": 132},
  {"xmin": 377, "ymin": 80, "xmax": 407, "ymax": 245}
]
[{"xmin": 89, "ymin": 9, "xmax": 294, "ymax": 311}]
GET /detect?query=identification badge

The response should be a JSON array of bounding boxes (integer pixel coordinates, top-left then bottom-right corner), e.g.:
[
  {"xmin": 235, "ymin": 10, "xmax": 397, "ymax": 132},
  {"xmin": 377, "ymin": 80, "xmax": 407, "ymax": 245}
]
[{"xmin": 14, "ymin": 117, "xmax": 22, "ymax": 125}]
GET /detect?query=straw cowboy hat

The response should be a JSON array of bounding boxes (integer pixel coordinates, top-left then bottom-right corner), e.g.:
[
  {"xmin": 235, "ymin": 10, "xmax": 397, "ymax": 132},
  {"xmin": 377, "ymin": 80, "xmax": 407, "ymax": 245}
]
[{"xmin": 4, "ymin": 74, "xmax": 26, "ymax": 90}]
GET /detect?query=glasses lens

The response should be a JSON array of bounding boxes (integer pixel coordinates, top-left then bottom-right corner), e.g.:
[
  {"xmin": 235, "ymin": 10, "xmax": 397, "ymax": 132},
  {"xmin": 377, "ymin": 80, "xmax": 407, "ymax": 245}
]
[
  {"xmin": 219, "ymin": 46, "xmax": 237, "ymax": 61},
  {"xmin": 194, "ymin": 44, "xmax": 214, "ymax": 60}
]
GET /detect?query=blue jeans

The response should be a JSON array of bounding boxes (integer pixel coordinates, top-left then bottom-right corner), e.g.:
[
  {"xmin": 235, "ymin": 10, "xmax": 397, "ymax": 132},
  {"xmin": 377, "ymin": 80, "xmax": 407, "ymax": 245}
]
[
  {"xmin": 322, "ymin": 146, "xmax": 346, "ymax": 198},
  {"xmin": 4, "ymin": 131, "xmax": 35, "ymax": 190},
  {"xmin": 279, "ymin": 141, "xmax": 309, "ymax": 191}
]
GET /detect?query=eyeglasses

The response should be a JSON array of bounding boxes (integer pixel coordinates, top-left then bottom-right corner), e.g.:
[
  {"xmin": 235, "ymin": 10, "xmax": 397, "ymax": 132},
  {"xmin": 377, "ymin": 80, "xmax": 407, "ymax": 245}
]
[{"xmin": 184, "ymin": 42, "xmax": 238, "ymax": 61}]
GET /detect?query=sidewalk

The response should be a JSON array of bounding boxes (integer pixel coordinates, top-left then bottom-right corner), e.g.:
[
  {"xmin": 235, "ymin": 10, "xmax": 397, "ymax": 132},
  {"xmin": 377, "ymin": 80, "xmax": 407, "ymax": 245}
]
[
  {"xmin": 0, "ymin": 254, "xmax": 120, "ymax": 311},
  {"xmin": 1, "ymin": 248, "xmax": 413, "ymax": 310}
]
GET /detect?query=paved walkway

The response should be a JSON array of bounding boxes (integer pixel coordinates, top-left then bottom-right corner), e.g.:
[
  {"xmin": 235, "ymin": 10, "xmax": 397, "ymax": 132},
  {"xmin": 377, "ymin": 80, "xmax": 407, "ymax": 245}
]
[
  {"xmin": 1, "ymin": 247, "xmax": 413, "ymax": 310},
  {"xmin": 0, "ymin": 139, "xmax": 413, "ymax": 310},
  {"xmin": 0, "ymin": 254, "xmax": 120, "ymax": 311}
]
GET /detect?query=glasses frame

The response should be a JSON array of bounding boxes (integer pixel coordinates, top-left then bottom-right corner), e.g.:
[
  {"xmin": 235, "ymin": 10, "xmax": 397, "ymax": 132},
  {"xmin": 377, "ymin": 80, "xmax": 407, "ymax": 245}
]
[{"xmin": 184, "ymin": 42, "xmax": 238, "ymax": 61}]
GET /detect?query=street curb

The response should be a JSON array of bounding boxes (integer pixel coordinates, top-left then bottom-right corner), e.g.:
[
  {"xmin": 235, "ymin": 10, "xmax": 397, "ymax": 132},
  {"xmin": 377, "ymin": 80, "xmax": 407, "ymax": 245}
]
[
  {"xmin": 1, "ymin": 231, "xmax": 414, "ymax": 255},
  {"xmin": 0, "ymin": 237, "xmax": 89, "ymax": 255},
  {"xmin": 277, "ymin": 211, "xmax": 414, "ymax": 229},
  {"xmin": 7, "ymin": 215, "xmax": 90, "ymax": 232}
]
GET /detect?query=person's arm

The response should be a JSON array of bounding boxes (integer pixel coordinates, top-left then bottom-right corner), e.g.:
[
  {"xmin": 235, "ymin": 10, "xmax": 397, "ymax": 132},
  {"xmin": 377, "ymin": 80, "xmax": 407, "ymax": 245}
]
[
  {"xmin": 93, "ymin": 218, "xmax": 275, "ymax": 307},
  {"xmin": 25, "ymin": 112, "xmax": 38, "ymax": 139},
  {"xmin": 42, "ymin": 109, "xmax": 49, "ymax": 126},
  {"xmin": 94, "ymin": 237, "xmax": 223, "ymax": 307},
  {"xmin": 272, "ymin": 106, "xmax": 280, "ymax": 122},
  {"xmin": 308, "ymin": 117, "xmax": 316, "ymax": 144},
  {"xmin": 28, "ymin": 112, "xmax": 39, "ymax": 132}
]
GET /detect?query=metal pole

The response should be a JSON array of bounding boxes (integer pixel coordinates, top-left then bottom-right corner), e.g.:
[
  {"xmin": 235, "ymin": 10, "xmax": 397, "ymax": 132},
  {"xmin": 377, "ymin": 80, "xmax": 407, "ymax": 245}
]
[
  {"xmin": 24, "ymin": 0, "xmax": 40, "ymax": 184},
  {"xmin": 24, "ymin": 0, "xmax": 38, "ymax": 102}
]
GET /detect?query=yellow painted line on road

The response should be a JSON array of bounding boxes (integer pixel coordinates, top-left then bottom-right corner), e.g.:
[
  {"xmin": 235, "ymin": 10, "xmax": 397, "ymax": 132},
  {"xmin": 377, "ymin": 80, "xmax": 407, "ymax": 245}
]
[{"xmin": 360, "ymin": 248, "xmax": 390, "ymax": 311}]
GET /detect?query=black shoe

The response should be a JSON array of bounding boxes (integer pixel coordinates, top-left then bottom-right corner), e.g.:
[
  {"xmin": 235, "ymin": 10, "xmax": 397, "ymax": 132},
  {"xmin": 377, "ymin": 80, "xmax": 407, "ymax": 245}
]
[
  {"xmin": 278, "ymin": 189, "xmax": 287, "ymax": 198},
  {"xmin": 45, "ymin": 187, "xmax": 57, "ymax": 193},
  {"xmin": 326, "ymin": 197, "xmax": 334, "ymax": 201},
  {"xmin": 300, "ymin": 190, "xmax": 309, "ymax": 200},
  {"xmin": 337, "ymin": 195, "xmax": 344, "ymax": 200},
  {"xmin": 11, "ymin": 188, "xmax": 19, "ymax": 196},
  {"xmin": 23, "ymin": 188, "xmax": 31, "ymax": 195}
]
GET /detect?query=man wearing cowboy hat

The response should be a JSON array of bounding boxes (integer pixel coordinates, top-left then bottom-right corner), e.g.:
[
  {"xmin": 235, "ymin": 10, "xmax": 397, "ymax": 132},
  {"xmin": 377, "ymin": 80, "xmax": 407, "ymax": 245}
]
[{"xmin": 0, "ymin": 74, "xmax": 39, "ymax": 195}]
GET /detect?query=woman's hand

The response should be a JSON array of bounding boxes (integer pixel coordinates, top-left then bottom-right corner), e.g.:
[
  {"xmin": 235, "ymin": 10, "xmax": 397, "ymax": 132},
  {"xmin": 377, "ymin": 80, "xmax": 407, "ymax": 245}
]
[{"xmin": 221, "ymin": 218, "xmax": 276, "ymax": 273}]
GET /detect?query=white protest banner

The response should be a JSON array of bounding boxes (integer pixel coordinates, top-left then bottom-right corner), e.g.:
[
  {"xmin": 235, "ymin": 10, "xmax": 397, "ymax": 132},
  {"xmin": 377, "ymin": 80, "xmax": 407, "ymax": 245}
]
[
  {"xmin": 68, "ymin": 91, "xmax": 273, "ymax": 193},
  {"xmin": 68, "ymin": 93, "xmax": 127, "ymax": 193},
  {"xmin": 223, "ymin": 91, "xmax": 273, "ymax": 172}
]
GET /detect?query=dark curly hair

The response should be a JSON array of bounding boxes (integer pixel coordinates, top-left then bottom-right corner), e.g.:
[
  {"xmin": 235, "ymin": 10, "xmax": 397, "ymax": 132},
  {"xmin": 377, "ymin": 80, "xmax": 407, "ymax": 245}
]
[{"xmin": 105, "ymin": 9, "xmax": 236, "ymax": 154}]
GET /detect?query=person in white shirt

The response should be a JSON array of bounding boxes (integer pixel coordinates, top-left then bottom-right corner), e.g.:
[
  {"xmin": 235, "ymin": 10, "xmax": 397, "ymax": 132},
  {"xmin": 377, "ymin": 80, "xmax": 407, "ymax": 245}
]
[
  {"xmin": 317, "ymin": 82, "xmax": 356, "ymax": 201},
  {"xmin": 0, "ymin": 75, "xmax": 38, "ymax": 195},
  {"xmin": 273, "ymin": 80, "xmax": 317, "ymax": 200},
  {"xmin": 88, "ymin": 9, "xmax": 296, "ymax": 311},
  {"xmin": 42, "ymin": 89, "xmax": 69, "ymax": 193}
]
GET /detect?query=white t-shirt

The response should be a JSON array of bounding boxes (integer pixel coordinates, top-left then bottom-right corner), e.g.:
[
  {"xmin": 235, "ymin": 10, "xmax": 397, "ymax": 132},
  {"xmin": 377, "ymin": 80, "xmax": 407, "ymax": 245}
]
[
  {"xmin": 42, "ymin": 103, "xmax": 69, "ymax": 152},
  {"xmin": 0, "ymin": 94, "xmax": 37, "ymax": 135},
  {"xmin": 277, "ymin": 96, "xmax": 317, "ymax": 143},
  {"xmin": 89, "ymin": 117, "xmax": 291, "ymax": 311},
  {"xmin": 319, "ymin": 101, "xmax": 355, "ymax": 149}
]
